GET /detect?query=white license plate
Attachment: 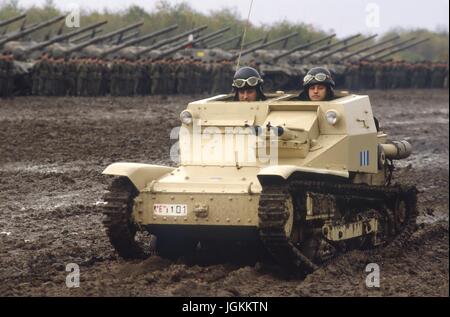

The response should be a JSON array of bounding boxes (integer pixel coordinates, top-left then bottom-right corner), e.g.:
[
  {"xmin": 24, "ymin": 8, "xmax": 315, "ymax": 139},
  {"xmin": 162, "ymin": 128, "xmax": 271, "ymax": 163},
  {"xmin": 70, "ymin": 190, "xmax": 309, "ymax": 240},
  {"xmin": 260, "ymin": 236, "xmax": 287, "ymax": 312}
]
[{"xmin": 153, "ymin": 204, "xmax": 188, "ymax": 216}]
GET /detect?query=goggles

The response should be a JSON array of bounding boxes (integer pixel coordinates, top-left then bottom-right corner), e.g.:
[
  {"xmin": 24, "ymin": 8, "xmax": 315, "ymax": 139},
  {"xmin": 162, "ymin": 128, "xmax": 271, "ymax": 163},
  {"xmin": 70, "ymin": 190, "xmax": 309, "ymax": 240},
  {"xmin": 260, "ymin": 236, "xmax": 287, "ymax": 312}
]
[
  {"xmin": 303, "ymin": 73, "xmax": 330, "ymax": 85},
  {"xmin": 232, "ymin": 76, "xmax": 263, "ymax": 89}
]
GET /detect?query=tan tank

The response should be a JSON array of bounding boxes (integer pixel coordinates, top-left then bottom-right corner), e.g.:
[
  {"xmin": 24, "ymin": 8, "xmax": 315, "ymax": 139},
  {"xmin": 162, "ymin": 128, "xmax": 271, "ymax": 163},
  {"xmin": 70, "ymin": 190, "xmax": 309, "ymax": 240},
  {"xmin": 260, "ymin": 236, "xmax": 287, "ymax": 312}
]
[{"xmin": 102, "ymin": 91, "xmax": 417, "ymax": 274}]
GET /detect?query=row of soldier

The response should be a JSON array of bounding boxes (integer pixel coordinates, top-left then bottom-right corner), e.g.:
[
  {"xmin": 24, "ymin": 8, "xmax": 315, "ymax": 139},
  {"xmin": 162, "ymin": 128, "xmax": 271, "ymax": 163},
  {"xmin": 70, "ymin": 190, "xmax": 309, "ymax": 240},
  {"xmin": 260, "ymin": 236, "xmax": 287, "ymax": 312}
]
[
  {"xmin": 31, "ymin": 53, "xmax": 235, "ymax": 97},
  {"xmin": 28, "ymin": 56, "xmax": 450, "ymax": 97},
  {"xmin": 338, "ymin": 60, "xmax": 449, "ymax": 90},
  {"xmin": 1, "ymin": 51, "xmax": 449, "ymax": 98}
]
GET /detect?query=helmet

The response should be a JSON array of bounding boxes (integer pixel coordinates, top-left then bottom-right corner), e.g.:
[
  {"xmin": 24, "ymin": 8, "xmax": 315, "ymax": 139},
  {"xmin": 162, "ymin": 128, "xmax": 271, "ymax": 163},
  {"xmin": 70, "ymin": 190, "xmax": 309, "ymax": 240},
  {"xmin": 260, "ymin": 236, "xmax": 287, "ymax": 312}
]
[
  {"xmin": 232, "ymin": 66, "xmax": 267, "ymax": 101},
  {"xmin": 298, "ymin": 67, "xmax": 335, "ymax": 101}
]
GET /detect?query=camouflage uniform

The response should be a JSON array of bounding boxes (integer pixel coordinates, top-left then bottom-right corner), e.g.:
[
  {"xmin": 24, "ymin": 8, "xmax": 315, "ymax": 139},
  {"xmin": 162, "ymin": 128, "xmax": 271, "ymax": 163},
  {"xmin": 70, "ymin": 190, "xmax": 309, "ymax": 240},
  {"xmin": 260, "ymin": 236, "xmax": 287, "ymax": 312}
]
[
  {"xmin": 0, "ymin": 53, "xmax": 7, "ymax": 97},
  {"xmin": 151, "ymin": 61, "xmax": 162, "ymax": 95}
]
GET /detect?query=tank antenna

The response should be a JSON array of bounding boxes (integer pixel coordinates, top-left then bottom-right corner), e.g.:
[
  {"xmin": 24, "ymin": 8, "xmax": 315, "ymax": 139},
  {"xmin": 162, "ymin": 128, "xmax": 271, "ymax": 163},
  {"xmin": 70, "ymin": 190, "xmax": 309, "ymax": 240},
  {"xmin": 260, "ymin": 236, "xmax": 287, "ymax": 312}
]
[{"xmin": 236, "ymin": 0, "xmax": 254, "ymax": 71}]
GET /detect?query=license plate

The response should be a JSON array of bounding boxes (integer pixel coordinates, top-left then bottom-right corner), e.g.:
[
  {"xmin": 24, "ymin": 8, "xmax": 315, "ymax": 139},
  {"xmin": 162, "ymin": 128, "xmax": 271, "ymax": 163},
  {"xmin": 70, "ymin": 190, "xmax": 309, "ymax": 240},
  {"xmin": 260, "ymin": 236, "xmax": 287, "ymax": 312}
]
[{"xmin": 153, "ymin": 204, "xmax": 188, "ymax": 216}]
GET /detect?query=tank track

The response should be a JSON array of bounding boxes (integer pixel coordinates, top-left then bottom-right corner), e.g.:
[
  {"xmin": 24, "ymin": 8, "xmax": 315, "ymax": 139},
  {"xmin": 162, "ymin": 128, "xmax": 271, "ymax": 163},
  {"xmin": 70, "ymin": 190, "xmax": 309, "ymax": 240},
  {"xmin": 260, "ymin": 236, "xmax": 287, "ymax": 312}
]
[
  {"xmin": 102, "ymin": 177, "xmax": 145, "ymax": 259},
  {"xmin": 258, "ymin": 179, "xmax": 418, "ymax": 274}
]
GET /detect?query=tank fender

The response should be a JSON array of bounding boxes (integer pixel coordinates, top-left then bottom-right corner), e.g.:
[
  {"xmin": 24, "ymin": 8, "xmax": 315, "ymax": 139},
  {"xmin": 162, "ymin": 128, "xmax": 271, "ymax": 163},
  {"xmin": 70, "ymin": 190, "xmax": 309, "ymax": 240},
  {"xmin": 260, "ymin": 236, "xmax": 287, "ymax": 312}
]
[
  {"xmin": 102, "ymin": 163, "xmax": 174, "ymax": 191},
  {"xmin": 257, "ymin": 165, "xmax": 349, "ymax": 185}
]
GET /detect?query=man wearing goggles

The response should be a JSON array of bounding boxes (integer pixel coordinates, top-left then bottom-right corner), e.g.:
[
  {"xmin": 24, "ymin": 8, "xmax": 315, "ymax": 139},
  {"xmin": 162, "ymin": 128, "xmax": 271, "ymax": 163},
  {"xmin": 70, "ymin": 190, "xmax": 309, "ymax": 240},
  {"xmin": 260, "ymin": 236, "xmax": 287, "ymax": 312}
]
[
  {"xmin": 232, "ymin": 66, "xmax": 267, "ymax": 102},
  {"xmin": 298, "ymin": 67, "xmax": 336, "ymax": 101}
]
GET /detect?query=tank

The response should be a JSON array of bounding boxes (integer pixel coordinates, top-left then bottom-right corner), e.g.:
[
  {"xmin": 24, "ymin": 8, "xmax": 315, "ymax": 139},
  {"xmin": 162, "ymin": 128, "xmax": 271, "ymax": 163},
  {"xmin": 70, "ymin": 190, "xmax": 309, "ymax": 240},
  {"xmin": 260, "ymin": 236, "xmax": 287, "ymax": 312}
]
[{"xmin": 101, "ymin": 92, "xmax": 418, "ymax": 274}]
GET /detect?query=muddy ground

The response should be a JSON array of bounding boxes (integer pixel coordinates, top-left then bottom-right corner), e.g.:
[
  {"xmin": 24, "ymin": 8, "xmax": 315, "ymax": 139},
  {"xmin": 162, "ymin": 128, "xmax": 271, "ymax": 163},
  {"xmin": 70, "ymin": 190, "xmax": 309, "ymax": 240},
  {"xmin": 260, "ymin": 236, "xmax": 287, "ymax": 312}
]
[{"xmin": 0, "ymin": 90, "xmax": 448, "ymax": 297}]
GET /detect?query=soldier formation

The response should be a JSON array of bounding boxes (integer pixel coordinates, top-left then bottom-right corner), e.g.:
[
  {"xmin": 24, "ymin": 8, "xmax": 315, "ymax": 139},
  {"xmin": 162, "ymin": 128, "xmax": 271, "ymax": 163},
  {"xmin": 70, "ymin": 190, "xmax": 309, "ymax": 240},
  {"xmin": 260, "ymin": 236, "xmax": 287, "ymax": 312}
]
[
  {"xmin": 335, "ymin": 60, "xmax": 449, "ymax": 90},
  {"xmin": 0, "ymin": 14, "xmax": 448, "ymax": 98},
  {"xmin": 27, "ymin": 54, "xmax": 235, "ymax": 97},
  {"xmin": 1, "ymin": 54, "xmax": 447, "ymax": 98}
]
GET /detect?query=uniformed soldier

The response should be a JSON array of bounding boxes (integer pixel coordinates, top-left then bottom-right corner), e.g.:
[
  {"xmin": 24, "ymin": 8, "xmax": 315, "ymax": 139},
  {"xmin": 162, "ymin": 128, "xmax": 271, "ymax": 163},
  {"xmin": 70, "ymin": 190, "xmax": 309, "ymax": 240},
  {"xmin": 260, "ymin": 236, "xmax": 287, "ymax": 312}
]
[
  {"xmin": 298, "ymin": 67, "xmax": 335, "ymax": 101},
  {"xmin": 0, "ymin": 51, "xmax": 8, "ymax": 97},
  {"xmin": 151, "ymin": 60, "xmax": 162, "ymax": 95},
  {"xmin": 5, "ymin": 50, "xmax": 16, "ymax": 97},
  {"xmin": 232, "ymin": 66, "xmax": 266, "ymax": 102}
]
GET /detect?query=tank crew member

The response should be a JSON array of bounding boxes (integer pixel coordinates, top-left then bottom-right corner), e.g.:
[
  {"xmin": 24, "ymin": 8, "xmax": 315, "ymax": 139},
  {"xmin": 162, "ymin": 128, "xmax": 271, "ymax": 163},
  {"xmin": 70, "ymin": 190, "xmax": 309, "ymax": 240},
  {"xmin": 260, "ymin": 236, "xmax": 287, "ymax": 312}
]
[
  {"xmin": 298, "ymin": 67, "xmax": 335, "ymax": 101},
  {"xmin": 232, "ymin": 66, "xmax": 266, "ymax": 102}
]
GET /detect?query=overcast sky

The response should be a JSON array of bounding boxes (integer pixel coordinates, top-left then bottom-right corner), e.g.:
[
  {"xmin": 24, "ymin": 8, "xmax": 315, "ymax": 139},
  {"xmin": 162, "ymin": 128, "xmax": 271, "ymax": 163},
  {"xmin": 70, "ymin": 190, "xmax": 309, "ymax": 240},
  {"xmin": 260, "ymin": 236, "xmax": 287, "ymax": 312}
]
[{"xmin": 9, "ymin": 0, "xmax": 450, "ymax": 36}]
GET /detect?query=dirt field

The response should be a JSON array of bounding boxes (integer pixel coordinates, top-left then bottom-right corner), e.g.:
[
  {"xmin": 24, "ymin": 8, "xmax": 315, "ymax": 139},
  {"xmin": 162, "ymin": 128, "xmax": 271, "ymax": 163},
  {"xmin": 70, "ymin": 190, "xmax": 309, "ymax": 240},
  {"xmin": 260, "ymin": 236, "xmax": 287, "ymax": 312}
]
[{"xmin": 0, "ymin": 90, "xmax": 448, "ymax": 297}]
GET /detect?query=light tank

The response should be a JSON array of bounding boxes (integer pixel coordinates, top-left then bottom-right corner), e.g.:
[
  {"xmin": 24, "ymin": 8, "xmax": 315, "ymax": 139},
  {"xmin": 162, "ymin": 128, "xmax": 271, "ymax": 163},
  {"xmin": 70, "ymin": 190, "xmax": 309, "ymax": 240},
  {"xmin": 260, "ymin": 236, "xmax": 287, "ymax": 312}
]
[{"xmin": 102, "ymin": 91, "xmax": 417, "ymax": 274}]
